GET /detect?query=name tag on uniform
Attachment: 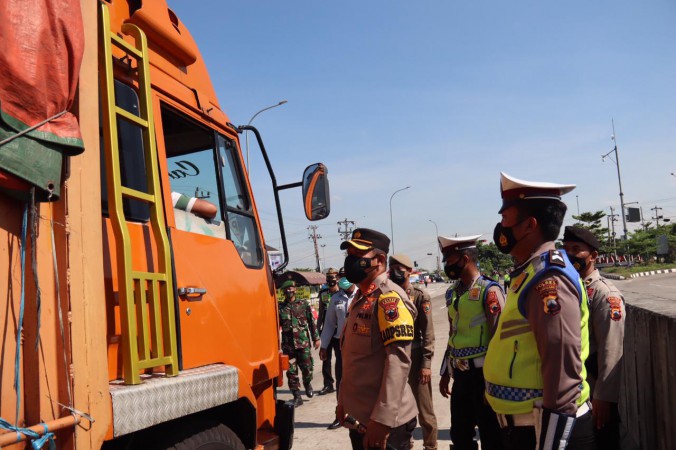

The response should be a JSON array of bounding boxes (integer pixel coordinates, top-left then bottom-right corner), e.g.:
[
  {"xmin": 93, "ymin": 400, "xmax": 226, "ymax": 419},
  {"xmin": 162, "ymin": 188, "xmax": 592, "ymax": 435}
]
[{"xmin": 352, "ymin": 323, "xmax": 371, "ymax": 335}]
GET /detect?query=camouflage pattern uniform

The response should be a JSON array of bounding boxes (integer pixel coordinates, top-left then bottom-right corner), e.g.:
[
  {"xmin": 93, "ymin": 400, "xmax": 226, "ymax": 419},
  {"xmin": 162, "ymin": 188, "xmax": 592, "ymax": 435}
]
[{"xmin": 279, "ymin": 298, "xmax": 320, "ymax": 391}]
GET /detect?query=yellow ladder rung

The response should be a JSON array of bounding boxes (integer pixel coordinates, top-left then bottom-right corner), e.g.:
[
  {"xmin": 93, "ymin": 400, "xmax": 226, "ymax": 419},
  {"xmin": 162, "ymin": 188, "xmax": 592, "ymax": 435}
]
[
  {"xmin": 120, "ymin": 187, "xmax": 155, "ymax": 203},
  {"xmin": 132, "ymin": 271, "xmax": 168, "ymax": 282},
  {"xmin": 115, "ymin": 106, "xmax": 149, "ymax": 128},
  {"xmin": 138, "ymin": 357, "xmax": 174, "ymax": 370},
  {"xmin": 111, "ymin": 33, "xmax": 143, "ymax": 59}
]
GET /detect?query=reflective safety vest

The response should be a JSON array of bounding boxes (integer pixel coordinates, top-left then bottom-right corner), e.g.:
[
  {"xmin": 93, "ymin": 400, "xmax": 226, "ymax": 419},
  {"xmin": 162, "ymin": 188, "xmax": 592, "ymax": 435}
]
[
  {"xmin": 484, "ymin": 249, "xmax": 590, "ymax": 415},
  {"xmin": 446, "ymin": 276, "xmax": 500, "ymax": 359}
]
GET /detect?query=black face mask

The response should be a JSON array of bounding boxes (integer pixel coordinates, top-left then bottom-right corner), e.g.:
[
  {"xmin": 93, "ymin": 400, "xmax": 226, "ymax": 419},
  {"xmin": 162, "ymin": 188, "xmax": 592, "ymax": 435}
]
[
  {"xmin": 493, "ymin": 222, "xmax": 519, "ymax": 254},
  {"xmin": 327, "ymin": 279, "xmax": 337, "ymax": 287},
  {"xmin": 444, "ymin": 260, "xmax": 465, "ymax": 280},
  {"xmin": 389, "ymin": 268, "xmax": 407, "ymax": 286},
  {"xmin": 344, "ymin": 254, "xmax": 376, "ymax": 284},
  {"xmin": 568, "ymin": 255, "xmax": 587, "ymax": 273}
]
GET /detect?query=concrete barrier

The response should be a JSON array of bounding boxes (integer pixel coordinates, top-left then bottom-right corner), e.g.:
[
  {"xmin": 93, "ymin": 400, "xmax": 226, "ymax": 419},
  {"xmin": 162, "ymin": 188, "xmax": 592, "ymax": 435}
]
[{"xmin": 620, "ymin": 302, "xmax": 676, "ymax": 450}]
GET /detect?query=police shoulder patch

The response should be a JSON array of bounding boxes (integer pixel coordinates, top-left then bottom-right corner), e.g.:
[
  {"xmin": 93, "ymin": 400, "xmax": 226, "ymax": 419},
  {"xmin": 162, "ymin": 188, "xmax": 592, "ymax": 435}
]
[
  {"xmin": 377, "ymin": 292, "xmax": 414, "ymax": 345},
  {"xmin": 468, "ymin": 287, "xmax": 481, "ymax": 301},
  {"xmin": 607, "ymin": 296, "xmax": 622, "ymax": 321},
  {"xmin": 536, "ymin": 279, "xmax": 561, "ymax": 316},
  {"xmin": 486, "ymin": 290, "xmax": 501, "ymax": 315}
]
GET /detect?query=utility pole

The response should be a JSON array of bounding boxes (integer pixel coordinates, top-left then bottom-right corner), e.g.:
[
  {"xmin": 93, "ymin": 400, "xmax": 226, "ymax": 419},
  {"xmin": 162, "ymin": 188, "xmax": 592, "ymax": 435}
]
[
  {"xmin": 609, "ymin": 207, "xmax": 618, "ymax": 259},
  {"xmin": 337, "ymin": 218, "xmax": 355, "ymax": 241},
  {"xmin": 651, "ymin": 206, "xmax": 663, "ymax": 228},
  {"xmin": 603, "ymin": 120, "xmax": 628, "ymax": 240},
  {"xmin": 308, "ymin": 225, "xmax": 322, "ymax": 272}
]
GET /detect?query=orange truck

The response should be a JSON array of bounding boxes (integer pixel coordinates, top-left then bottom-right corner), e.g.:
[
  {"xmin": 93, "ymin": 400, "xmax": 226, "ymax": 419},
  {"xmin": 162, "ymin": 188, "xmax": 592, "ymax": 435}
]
[{"xmin": 0, "ymin": 1, "xmax": 329, "ymax": 449}]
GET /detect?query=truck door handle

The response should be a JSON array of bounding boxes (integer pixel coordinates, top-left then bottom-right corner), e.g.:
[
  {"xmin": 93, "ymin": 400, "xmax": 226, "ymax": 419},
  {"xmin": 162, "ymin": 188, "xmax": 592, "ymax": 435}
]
[{"xmin": 178, "ymin": 287, "xmax": 207, "ymax": 300}]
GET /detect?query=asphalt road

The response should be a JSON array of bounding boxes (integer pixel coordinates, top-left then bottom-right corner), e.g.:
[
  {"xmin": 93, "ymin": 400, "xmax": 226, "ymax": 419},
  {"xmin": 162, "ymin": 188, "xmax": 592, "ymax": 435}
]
[
  {"xmin": 284, "ymin": 271, "xmax": 676, "ymax": 449},
  {"xmin": 284, "ymin": 282, "xmax": 453, "ymax": 450},
  {"xmin": 613, "ymin": 271, "xmax": 676, "ymax": 317}
]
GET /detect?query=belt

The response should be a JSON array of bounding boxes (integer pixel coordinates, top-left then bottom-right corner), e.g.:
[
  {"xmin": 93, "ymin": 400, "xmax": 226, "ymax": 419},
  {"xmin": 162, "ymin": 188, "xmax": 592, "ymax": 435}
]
[
  {"xmin": 451, "ymin": 355, "xmax": 485, "ymax": 371},
  {"xmin": 496, "ymin": 401, "xmax": 591, "ymax": 429},
  {"xmin": 497, "ymin": 411, "xmax": 535, "ymax": 428}
]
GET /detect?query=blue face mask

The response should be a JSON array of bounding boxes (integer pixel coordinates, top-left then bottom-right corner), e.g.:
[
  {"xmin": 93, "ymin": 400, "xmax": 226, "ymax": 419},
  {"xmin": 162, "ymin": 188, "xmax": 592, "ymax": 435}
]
[{"xmin": 338, "ymin": 277, "xmax": 353, "ymax": 290}]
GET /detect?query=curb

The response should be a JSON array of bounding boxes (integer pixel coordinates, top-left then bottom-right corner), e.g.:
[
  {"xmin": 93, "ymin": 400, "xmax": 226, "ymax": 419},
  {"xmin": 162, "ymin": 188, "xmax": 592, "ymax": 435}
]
[
  {"xmin": 629, "ymin": 268, "xmax": 676, "ymax": 278},
  {"xmin": 600, "ymin": 272, "xmax": 626, "ymax": 281}
]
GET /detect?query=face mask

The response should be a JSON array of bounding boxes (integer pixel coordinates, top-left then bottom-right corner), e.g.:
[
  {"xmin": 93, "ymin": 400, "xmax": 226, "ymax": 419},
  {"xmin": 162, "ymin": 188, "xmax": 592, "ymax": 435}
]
[
  {"xmin": 493, "ymin": 222, "xmax": 519, "ymax": 254},
  {"xmin": 568, "ymin": 255, "xmax": 587, "ymax": 273},
  {"xmin": 338, "ymin": 277, "xmax": 353, "ymax": 290},
  {"xmin": 444, "ymin": 260, "xmax": 465, "ymax": 280},
  {"xmin": 327, "ymin": 279, "xmax": 337, "ymax": 287},
  {"xmin": 389, "ymin": 268, "xmax": 407, "ymax": 286},
  {"xmin": 343, "ymin": 254, "xmax": 376, "ymax": 284},
  {"xmin": 284, "ymin": 289, "xmax": 295, "ymax": 300}
]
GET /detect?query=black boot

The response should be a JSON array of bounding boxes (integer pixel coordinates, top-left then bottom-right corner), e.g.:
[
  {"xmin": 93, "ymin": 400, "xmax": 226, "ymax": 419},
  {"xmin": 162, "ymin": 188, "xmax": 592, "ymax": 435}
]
[
  {"xmin": 304, "ymin": 382, "xmax": 314, "ymax": 398},
  {"xmin": 318, "ymin": 385, "xmax": 335, "ymax": 395},
  {"xmin": 292, "ymin": 390, "xmax": 303, "ymax": 407}
]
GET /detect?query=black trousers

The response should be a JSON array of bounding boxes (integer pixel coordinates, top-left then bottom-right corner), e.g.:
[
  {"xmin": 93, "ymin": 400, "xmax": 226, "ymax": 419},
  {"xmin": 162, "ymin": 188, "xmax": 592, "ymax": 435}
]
[
  {"xmin": 322, "ymin": 336, "xmax": 340, "ymax": 388},
  {"xmin": 333, "ymin": 338, "xmax": 343, "ymax": 395},
  {"xmin": 450, "ymin": 367, "xmax": 503, "ymax": 450},
  {"xmin": 499, "ymin": 409, "xmax": 596, "ymax": 450},
  {"xmin": 349, "ymin": 417, "xmax": 417, "ymax": 450},
  {"xmin": 594, "ymin": 403, "xmax": 620, "ymax": 450}
]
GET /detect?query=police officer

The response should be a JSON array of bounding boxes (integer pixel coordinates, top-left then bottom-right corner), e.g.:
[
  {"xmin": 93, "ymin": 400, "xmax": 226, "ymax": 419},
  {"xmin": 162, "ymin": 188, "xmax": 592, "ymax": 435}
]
[
  {"xmin": 483, "ymin": 172, "xmax": 595, "ymax": 450},
  {"xmin": 563, "ymin": 226, "xmax": 625, "ymax": 449},
  {"xmin": 336, "ymin": 228, "xmax": 418, "ymax": 450},
  {"xmin": 278, "ymin": 279, "xmax": 320, "ymax": 407},
  {"xmin": 318, "ymin": 267, "xmax": 341, "ymax": 395},
  {"xmin": 389, "ymin": 254, "xmax": 438, "ymax": 450},
  {"xmin": 437, "ymin": 235, "xmax": 504, "ymax": 450},
  {"xmin": 320, "ymin": 270, "xmax": 359, "ymax": 429}
]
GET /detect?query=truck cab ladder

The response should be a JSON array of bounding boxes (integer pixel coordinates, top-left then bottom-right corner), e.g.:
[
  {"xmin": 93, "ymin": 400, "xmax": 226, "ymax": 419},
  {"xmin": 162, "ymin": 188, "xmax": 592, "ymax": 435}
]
[{"xmin": 98, "ymin": 3, "xmax": 178, "ymax": 385}]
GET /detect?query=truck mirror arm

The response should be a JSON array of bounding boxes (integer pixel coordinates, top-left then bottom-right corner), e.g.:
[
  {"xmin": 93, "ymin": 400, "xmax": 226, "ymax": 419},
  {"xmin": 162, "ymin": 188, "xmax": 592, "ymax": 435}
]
[{"xmin": 236, "ymin": 125, "xmax": 301, "ymax": 274}]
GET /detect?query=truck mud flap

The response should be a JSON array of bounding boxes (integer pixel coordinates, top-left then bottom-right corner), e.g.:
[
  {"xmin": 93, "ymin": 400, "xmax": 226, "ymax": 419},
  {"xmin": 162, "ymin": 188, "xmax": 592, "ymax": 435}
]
[{"xmin": 274, "ymin": 399, "xmax": 295, "ymax": 450}]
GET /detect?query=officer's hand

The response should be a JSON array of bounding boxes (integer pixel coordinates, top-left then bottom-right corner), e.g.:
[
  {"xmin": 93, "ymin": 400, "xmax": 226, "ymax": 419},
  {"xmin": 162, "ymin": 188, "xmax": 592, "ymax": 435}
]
[
  {"xmin": 419, "ymin": 368, "xmax": 432, "ymax": 385},
  {"xmin": 592, "ymin": 398, "xmax": 612, "ymax": 429},
  {"xmin": 439, "ymin": 373, "xmax": 451, "ymax": 398},
  {"xmin": 364, "ymin": 420, "xmax": 391, "ymax": 450},
  {"xmin": 319, "ymin": 348, "xmax": 328, "ymax": 360},
  {"xmin": 313, "ymin": 339, "xmax": 321, "ymax": 350}
]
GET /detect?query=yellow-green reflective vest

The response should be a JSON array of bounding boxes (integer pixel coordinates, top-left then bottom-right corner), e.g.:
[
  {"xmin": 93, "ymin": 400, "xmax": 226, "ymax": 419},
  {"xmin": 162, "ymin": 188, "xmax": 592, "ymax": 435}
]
[
  {"xmin": 484, "ymin": 249, "xmax": 590, "ymax": 415},
  {"xmin": 446, "ymin": 276, "xmax": 500, "ymax": 359}
]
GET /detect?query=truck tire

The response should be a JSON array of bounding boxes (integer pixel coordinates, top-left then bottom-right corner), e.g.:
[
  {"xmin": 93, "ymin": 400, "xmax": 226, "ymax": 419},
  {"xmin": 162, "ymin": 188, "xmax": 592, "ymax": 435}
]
[{"xmin": 166, "ymin": 423, "xmax": 246, "ymax": 450}]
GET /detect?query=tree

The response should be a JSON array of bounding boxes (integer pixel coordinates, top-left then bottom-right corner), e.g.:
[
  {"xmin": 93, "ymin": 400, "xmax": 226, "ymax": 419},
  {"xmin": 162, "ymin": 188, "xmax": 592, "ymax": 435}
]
[
  {"xmin": 571, "ymin": 210, "xmax": 612, "ymax": 254},
  {"xmin": 477, "ymin": 242, "xmax": 514, "ymax": 276}
]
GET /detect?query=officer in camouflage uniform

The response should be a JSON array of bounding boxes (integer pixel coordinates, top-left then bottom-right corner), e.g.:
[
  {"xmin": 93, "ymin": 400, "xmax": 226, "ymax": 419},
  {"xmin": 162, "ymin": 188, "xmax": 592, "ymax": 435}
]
[
  {"xmin": 278, "ymin": 279, "xmax": 321, "ymax": 407},
  {"xmin": 318, "ymin": 267, "xmax": 340, "ymax": 395}
]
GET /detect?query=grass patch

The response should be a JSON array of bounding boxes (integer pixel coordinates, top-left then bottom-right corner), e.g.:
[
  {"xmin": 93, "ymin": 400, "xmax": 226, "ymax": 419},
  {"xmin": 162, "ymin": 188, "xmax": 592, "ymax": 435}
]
[{"xmin": 601, "ymin": 263, "xmax": 676, "ymax": 277}]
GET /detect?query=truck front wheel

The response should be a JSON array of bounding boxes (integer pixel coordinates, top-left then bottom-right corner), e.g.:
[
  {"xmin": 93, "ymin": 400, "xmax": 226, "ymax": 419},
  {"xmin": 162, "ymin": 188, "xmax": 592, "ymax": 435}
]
[{"xmin": 166, "ymin": 423, "xmax": 246, "ymax": 450}]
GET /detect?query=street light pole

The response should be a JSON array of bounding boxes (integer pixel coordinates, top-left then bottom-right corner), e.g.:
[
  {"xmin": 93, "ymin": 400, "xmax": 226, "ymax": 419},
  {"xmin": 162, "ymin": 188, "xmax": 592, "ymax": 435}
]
[
  {"xmin": 602, "ymin": 119, "xmax": 628, "ymax": 240},
  {"xmin": 389, "ymin": 186, "xmax": 411, "ymax": 254},
  {"xmin": 245, "ymin": 100, "xmax": 288, "ymax": 173},
  {"xmin": 428, "ymin": 219, "xmax": 440, "ymax": 273}
]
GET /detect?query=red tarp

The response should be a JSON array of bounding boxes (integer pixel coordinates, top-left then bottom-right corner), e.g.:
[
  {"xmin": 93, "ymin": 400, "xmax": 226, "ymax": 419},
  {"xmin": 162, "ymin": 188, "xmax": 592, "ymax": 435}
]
[{"xmin": 0, "ymin": 0, "xmax": 84, "ymax": 150}]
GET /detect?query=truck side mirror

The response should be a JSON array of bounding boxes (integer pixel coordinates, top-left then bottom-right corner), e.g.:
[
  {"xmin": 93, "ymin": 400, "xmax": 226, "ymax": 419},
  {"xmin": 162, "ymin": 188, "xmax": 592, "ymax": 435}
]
[{"xmin": 302, "ymin": 163, "xmax": 330, "ymax": 221}]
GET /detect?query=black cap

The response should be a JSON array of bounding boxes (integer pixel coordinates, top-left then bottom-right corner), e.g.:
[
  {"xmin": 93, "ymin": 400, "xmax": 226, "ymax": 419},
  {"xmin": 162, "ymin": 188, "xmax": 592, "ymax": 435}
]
[
  {"xmin": 563, "ymin": 226, "xmax": 600, "ymax": 251},
  {"xmin": 340, "ymin": 228, "xmax": 390, "ymax": 253}
]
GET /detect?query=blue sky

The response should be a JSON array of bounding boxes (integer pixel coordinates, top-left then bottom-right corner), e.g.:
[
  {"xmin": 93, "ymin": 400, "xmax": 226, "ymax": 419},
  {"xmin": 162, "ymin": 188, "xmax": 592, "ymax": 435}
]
[{"xmin": 169, "ymin": 0, "xmax": 676, "ymax": 271}]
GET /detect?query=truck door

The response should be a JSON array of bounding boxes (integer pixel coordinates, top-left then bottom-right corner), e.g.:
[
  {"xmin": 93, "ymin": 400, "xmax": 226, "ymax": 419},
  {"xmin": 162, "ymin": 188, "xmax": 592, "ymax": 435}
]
[{"xmin": 156, "ymin": 103, "xmax": 279, "ymax": 377}]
